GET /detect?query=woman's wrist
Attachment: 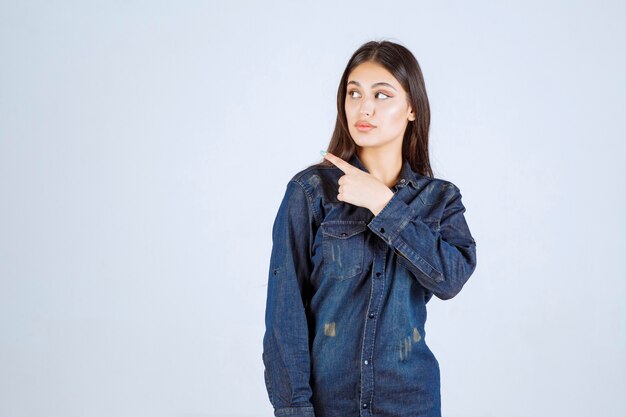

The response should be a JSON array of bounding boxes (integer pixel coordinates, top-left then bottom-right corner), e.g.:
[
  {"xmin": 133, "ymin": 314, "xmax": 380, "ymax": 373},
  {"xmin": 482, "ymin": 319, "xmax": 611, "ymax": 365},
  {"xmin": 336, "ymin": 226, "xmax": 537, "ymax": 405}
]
[{"xmin": 369, "ymin": 188, "xmax": 394, "ymax": 216}]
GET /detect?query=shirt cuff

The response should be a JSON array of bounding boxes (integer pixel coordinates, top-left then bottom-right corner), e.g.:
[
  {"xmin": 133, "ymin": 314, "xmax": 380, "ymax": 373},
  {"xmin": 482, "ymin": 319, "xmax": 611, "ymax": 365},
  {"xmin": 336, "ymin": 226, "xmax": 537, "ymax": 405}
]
[
  {"xmin": 367, "ymin": 192, "xmax": 417, "ymax": 244},
  {"xmin": 275, "ymin": 406, "xmax": 316, "ymax": 417}
]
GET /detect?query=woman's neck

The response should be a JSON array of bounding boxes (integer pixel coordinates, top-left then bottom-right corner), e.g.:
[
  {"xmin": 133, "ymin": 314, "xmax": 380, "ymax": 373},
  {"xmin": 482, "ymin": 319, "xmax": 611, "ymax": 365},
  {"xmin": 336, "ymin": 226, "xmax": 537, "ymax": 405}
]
[{"xmin": 357, "ymin": 149, "xmax": 402, "ymax": 189}]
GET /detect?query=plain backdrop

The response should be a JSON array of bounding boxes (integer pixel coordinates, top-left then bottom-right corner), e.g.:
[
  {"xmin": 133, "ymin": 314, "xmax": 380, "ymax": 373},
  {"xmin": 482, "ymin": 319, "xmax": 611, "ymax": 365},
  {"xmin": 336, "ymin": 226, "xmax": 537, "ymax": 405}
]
[{"xmin": 1, "ymin": 1, "xmax": 625, "ymax": 416}]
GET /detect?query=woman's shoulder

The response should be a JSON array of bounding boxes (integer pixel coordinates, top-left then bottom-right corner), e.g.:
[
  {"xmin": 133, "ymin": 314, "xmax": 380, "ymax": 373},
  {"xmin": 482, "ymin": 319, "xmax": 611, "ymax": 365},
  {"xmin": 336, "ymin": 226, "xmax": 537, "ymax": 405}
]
[
  {"xmin": 287, "ymin": 160, "xmax": 338, "ymax": 193},
  {"xmin": 414, "ymin": 174, "xmax": 464, "ymax": 206}
]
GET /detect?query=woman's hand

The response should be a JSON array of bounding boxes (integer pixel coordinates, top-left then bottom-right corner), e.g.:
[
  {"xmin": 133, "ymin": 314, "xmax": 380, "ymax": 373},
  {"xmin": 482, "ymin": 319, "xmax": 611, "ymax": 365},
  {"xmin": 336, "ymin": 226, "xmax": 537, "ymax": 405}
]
[{"xmin": 322, "ymin": 151, "xmax": 394, "ymax": 216}]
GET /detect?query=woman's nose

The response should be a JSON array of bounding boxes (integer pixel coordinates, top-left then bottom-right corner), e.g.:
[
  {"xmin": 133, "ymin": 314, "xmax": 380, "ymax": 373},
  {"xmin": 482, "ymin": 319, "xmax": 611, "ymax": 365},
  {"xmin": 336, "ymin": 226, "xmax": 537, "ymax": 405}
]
[
  {"xmin": 358, "ymin": 94, "xmax": 374, "ymax": 116},
  {"xmin": 360, "ymin": 103, "xmax": 373, "ymax": 116}
]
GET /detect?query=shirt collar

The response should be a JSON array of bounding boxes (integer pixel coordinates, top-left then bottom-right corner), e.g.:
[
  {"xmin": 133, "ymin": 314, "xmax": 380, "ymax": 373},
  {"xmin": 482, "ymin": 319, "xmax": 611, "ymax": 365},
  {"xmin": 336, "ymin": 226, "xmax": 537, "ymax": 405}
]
[{"xmin": 348, "ymin": 153, "xmax": 419, "ymax": 190}]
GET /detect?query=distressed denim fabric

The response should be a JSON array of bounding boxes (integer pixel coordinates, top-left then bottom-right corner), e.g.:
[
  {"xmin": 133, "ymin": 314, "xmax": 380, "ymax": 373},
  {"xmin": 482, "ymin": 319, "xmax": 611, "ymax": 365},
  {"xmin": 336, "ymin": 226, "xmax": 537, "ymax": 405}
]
[{"xmin": 262, "ymin": 153, "xmax": 477, "ymax": 417}]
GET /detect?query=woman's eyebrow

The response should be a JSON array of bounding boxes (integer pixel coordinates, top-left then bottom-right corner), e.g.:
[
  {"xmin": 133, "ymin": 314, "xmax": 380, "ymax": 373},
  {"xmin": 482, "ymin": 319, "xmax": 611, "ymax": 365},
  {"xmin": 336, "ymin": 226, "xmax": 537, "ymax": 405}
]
[{"xmin": 347, "ymin": 80, "xmax": 397, "ymax": 91}]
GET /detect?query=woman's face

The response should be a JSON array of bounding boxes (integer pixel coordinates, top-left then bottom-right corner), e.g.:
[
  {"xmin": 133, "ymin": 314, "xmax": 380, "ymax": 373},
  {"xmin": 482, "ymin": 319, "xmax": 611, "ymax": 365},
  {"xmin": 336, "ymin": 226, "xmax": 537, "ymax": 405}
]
[{"xmin": 344, "ymin": 61, "xmax": 415, "ymax": 151}]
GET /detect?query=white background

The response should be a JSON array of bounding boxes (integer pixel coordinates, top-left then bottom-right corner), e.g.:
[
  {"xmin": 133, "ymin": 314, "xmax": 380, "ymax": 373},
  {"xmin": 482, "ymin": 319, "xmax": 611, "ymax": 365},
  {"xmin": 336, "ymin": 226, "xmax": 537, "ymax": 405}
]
[{"xmin": 1, "ymin": 1, "xmax": 624, "ymax": 416}]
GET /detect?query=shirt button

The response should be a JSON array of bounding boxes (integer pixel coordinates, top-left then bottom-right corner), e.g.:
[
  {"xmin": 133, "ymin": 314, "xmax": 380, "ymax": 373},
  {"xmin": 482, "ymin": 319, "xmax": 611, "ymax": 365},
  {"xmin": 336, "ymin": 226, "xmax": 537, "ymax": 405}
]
[
  {"xmin": 368, "ymin": 312, "xmax": 375, "ymax": 318},
  {"xmin": 380, "ymin": 227, "xmax": 385, "ymax": 233},
  {"xmin": 400, "ymin": 178, "xmax": 405, "ymax": 183},
  {"xmin": 362, "ymin": 403, "xmax": 368, "ymax": 409},
  {"xmin": 375, "ymin": 272, "xmax": 381, "ymax": 278},
  {"xmin": 364, "ymin": 360, "xmax": 369, "ymax": 365}
]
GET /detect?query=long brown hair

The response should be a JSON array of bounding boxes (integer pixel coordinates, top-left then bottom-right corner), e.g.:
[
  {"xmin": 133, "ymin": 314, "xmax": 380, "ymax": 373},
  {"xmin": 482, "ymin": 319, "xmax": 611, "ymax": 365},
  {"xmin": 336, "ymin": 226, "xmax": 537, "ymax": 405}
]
[{"xmin": 316, "ymin": 39, "xmax": 433, "ymax": 178}]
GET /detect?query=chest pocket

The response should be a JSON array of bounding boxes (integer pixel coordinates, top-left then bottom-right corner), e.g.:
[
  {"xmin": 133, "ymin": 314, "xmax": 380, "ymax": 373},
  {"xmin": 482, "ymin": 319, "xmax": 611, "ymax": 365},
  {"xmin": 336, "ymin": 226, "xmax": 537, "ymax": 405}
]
[{"xmin": 321, "ymin": 220, "xmax": 367, "ymax": 280}]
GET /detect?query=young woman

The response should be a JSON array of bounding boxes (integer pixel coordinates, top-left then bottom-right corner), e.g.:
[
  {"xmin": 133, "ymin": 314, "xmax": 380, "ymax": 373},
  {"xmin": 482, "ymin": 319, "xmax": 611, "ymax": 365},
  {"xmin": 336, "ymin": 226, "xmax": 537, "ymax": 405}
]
[{"xmin": 262, "ymin": 40, "xmax": 477, "ymax": 417}]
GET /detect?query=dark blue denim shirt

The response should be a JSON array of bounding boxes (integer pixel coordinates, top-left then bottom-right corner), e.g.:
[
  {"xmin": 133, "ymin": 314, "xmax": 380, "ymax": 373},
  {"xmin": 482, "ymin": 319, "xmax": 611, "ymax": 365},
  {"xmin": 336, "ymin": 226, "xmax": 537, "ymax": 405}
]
[{"xmin": 262, "ymin": 153, "xmax": 477, "ymax": 417}]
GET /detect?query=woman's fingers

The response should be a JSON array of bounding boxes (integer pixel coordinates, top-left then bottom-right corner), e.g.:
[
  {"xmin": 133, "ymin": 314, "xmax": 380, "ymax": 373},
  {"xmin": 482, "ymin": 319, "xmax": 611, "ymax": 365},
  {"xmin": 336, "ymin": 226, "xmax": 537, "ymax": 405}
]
[{"xmin": 322, "ymin": 151, "xmax": 358, "ymax": 175}]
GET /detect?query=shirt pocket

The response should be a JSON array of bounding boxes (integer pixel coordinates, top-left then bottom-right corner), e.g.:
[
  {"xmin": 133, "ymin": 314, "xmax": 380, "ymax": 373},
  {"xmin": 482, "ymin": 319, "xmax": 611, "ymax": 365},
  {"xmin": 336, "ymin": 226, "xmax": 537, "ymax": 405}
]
[{"xmin": 321, "ymin": 220, "xmax": 367, "ymax": 280}]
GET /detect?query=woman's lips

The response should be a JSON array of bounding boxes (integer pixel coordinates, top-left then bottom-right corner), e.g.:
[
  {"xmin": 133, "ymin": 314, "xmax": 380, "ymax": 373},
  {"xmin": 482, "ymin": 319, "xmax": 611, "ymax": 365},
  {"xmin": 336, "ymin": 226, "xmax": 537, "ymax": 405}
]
[{"xmin": 356, "ymin": 124, "xmax": 375, "ymax": 132}]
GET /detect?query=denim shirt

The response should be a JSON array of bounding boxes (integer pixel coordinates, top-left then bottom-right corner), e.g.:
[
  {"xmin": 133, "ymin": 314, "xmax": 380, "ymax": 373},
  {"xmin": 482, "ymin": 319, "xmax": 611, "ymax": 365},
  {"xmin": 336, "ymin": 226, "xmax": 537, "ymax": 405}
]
[{"xmin": 262, "ymin": 153, "xmax": 477, "ymax": 417}]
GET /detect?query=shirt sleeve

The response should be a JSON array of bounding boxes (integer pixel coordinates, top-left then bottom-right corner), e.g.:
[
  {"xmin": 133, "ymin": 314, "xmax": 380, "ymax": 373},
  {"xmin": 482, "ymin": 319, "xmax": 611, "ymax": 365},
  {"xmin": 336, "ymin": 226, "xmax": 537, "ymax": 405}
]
[
  {"xmin": 262, "ymin": 180, "xmax": 317, "ymax": 417},
  {"xmin": 367, "ymin": 183, "xmax": 477, "ymax": 300}
]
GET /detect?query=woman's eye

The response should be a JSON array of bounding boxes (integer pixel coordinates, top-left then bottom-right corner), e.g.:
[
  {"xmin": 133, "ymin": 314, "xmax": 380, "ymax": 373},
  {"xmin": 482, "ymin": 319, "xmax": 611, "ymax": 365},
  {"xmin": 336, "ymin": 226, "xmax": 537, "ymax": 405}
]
[{"xmin": 347, "ymin": 90, "xmax": 391, "ymax": 100}]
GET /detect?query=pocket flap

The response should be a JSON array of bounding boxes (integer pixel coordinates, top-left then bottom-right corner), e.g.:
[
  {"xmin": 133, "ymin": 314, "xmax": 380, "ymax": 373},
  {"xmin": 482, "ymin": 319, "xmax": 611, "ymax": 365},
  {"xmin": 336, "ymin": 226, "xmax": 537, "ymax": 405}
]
[{"xmin": 321, "ymin": 221, "xmax": 367, "ymax": 239}]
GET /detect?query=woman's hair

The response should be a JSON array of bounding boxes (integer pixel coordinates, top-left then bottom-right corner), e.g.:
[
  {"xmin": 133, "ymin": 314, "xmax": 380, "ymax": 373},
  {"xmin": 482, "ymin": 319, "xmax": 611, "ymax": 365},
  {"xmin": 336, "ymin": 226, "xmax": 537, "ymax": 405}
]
[{"xmin": 317, "ymin": 39, "xmax": 433, "ymax": 177}]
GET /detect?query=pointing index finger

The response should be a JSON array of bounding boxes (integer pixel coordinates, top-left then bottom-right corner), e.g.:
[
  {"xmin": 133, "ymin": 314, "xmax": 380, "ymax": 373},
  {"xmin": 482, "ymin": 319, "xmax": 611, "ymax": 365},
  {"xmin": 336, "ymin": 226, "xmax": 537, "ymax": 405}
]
[{"xmin": 322, "ymin": 151, "xmax": 356, "ymax": 174}]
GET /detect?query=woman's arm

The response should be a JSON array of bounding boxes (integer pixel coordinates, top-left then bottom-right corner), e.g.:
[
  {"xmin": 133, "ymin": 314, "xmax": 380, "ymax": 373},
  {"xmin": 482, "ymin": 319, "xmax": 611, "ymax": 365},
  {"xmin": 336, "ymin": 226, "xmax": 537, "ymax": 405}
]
[
  {"xmin": 368, "ymin": 182, "xmax": 477, "ymax": 300},
  {"xmin": 262, "ymin": 180, "xmax": 316, "ymax": 417}
]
